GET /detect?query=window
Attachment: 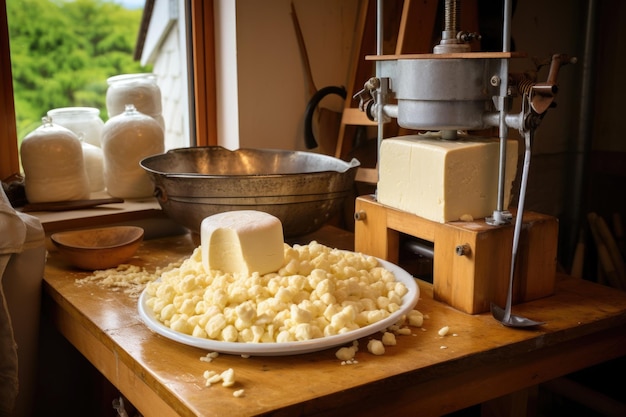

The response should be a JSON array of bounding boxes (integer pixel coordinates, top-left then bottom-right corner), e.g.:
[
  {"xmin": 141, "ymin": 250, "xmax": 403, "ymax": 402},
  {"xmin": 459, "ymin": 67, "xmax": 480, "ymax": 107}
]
[{"xmin": 0, "ymin": 0, "xmax": 216, "ymax": 181}]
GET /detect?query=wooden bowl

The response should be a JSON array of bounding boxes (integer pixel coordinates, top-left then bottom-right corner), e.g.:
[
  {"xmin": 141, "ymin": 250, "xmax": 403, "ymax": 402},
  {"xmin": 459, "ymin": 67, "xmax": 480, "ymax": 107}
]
[{"xmin": 50, "ymin": 226, "xmax": 144, "ymax": 270}]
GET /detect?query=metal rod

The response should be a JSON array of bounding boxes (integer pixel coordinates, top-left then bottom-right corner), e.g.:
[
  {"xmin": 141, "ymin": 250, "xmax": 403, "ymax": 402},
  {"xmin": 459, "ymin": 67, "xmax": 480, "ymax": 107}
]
[
  {"xmin": 375, "ymin": 0, "xmax": 384, "ymax": 189},
  {"xmin": 443, "ymin": 0, "xmax": 460, "ymax": 40},
  {"xmin": 502, "ymin": 0, "xmax": 512, "ymax": 53},
  {"xmin": 376, "ymin": 0, "xmax": 383, "ymax": 55},
  {"xmin": 404, "ymin": 240, "xmax": 435, "ymax": 259},
  {"xmin": 504, "ymin": 127, "xmax": 533, "ymax": 322},
  {"xmin": 494, "ymin": 0, "xmax": 513, "ymax": 219}
]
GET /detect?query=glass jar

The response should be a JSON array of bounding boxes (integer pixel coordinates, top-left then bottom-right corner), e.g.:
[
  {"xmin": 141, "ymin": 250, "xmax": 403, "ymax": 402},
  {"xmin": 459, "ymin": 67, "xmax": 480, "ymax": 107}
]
[
  {"xmin": 106, "ymin": 73, "xmax": 165, "ymax": 131},
  {"xmin": 47, "ymin": 107, "xmax": 105, "ymax": 192},
  {"xmin": 47, "ymin": 107, "xmax": 104, "ymax": 147},
  {"xmin": 20, "ymin": 117, "xmax": 91, "ymax": 203},
  {"xmin": 80, "ymin": 142, "xmax": 105, "ymax": 192},
  {"xmin": 101, "ymin": 104, "xmax": 164, "ymax": 199}
]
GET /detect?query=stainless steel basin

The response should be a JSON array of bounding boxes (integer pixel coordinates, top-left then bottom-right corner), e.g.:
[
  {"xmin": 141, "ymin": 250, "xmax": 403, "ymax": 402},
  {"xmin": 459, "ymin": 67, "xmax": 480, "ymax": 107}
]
[{"xmin": 140, "ymin": 146, "xmax": 360, "ymax": 237}]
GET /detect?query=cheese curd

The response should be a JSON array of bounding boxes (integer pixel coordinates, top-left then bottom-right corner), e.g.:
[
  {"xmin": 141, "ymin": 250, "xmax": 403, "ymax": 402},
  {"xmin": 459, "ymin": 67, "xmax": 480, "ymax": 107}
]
[{"xmin": 144, "ymin": 241, "xmax": 409, "ymax": 343}]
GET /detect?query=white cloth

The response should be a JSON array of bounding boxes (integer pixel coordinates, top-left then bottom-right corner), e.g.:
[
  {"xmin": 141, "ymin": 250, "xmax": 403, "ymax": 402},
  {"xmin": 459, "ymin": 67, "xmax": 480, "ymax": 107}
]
[{"xmin": 0, "ymin": 187, "xmax": 44, "ymax": 416}]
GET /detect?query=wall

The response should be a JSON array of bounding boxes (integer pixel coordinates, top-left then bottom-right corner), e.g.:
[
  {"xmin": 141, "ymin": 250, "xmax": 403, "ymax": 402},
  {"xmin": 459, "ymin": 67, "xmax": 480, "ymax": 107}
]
[
  {"xmin": 509, "ymin": 0, "xmax": 588, "ymax": 266},
  {"xmin": 592, "ymin": 0, "xmax": 626, "ymax": 153},
  {"xmin": 214, "ymin": 0, "xmax": 359, "ymax": 151},
  {"xmin": 510, "ymin": 0, "xmax": 625, "ymax": 268}
]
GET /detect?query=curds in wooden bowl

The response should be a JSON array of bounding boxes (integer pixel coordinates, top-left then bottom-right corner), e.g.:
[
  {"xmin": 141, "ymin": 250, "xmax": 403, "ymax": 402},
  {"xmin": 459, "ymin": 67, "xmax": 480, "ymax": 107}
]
[{"xmin": 50, "ymin": 226, "xmax": 144, "ymax": 270}]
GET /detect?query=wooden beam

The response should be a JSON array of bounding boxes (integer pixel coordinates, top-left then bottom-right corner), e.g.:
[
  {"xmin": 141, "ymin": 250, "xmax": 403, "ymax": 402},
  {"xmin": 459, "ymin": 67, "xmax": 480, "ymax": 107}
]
[
  {"xmin": 190, "ymin": 0, "xmax": 218, "ymax": 147},
  {"xmin": 0, "ymin": 0, "xmax": 19, "ymax": 180}
]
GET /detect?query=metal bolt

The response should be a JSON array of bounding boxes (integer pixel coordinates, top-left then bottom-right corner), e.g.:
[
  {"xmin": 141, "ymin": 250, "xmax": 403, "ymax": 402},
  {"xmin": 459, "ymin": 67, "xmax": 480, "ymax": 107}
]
[
  {"xmin": 365, "ymin": 77, "xmax": 380, "ymax": 90},
  {"xmin": 455, "ymin": 243, "xmax": 471, "ymax": 256},
  {"xmin": 490, "ymin": 75, "xmax": 501, "ymax": 87},
  {"xmin": 354, "ymin": 211, "xmax": 367, "ymax": 221}
]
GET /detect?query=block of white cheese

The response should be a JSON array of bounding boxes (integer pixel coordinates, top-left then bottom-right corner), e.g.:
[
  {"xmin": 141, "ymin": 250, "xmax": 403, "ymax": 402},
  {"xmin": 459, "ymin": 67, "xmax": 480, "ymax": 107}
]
[
  {"xmin": 377, "ymin": 135, "xmax": 519, "ymax": 223},
  {"xmin": 201, "ymin": 210, "xmax": 285, "ymax": 275}
]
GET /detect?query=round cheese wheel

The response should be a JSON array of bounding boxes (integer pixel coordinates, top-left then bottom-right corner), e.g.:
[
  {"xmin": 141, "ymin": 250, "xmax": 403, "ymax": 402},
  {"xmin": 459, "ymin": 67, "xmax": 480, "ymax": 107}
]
[{"xmin": 200, "ymin": 210, "xmax": 285, "ymax": 275}]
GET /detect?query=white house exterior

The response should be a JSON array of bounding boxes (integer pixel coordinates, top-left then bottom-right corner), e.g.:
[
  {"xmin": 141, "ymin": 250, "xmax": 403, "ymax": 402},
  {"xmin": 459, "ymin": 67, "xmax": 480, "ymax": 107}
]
[{"xmin": 135, "ymin": 0, "xmax": 192, "ymax": 151}]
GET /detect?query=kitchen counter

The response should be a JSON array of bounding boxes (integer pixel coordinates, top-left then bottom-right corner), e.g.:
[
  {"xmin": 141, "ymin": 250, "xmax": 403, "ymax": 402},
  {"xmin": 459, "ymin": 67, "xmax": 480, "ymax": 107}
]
[{"xmin": 42, "ymin": 228, "xmax": 626, "ymax": 417}]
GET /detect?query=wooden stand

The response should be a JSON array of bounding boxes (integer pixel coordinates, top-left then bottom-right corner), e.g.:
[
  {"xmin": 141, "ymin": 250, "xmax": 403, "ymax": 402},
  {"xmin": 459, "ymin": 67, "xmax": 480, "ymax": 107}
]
[{"xmin": 354, "ymin": 195, "xmax": 558, "ymax": 314}]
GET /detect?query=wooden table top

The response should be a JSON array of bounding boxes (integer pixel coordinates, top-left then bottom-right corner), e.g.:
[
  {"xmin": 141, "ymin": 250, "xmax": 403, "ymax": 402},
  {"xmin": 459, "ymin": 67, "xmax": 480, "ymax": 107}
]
[{"xmin": 42, "ymin": 229, "xmax": 626, "ymax": 417}]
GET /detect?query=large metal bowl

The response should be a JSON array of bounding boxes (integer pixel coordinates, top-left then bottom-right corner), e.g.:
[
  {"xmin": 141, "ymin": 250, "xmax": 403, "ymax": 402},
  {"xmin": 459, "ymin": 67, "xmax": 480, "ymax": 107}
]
[{"xmin": 140, "ymin": 147, "xmax": 360, "ymax": 237}]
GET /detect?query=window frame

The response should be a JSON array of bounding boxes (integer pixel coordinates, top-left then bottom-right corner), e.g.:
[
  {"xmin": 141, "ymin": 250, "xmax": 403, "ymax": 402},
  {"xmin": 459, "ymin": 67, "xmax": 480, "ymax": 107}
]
[
  {"xmin": 0, "ymin": 0, "xmax": 217, "ymax": 181},
  {"xmin": 0, "ymin": 0, "xmax": 18, "ymax": 180}
]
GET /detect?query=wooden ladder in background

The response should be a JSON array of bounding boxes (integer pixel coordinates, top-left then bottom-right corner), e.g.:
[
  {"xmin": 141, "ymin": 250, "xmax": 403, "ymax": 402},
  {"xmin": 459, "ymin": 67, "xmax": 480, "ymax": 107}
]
[{"xmin": 335, "ymin": 0, "xmax": 479, "ymax": 183}]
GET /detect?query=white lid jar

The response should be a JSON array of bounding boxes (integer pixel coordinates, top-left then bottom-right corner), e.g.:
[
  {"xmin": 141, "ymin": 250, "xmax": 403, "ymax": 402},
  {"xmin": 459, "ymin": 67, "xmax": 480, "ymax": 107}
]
[
  {"xmin": 106, "ymin": 73, "xmax": 165, "ymax": 131},
  {"xmin": 101, "ymin": 104, "xmax": 164, "ymax": 199},
  {"xmin": 20, "ymin": 117, "xmax": 91, "ymax": 203},
  {"xmin": 46, "ymin": 107, "xmax": 104, "ymax": 147}
]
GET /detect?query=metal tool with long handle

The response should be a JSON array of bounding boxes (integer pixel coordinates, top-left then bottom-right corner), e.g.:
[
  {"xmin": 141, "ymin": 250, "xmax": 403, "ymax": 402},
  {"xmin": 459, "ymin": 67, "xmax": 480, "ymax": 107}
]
[
  {"xmin": 491, "ymin": 54, "xmax": 575, "ymax": 326},
  {"xmin": 490, "ymin": 126, "xmax": 544, "ymax": 327}
]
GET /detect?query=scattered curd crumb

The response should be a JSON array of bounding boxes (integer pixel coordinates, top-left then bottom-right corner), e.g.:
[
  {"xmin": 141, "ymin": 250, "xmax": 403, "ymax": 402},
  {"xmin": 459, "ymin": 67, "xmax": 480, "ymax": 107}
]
[
  {"xmin": 438, "ymin": 326, "xmax": 449, "ymax": 337},
  {"xmin": 367, "ymin": 339, "xmax": 385, "ymax": 355},
  {"xmin": 203, "ymin": 367, "xmax": 239, "ymax": 389},
  {"xmin": 203, "ymin": 370, "xmax": 221, "ymax": 386},
  {"xmin": 75, "ymin": 261, "xmax": 182, "ymax": 298},
  {"xmin": 459, "ymin": 214, "xmax": 474, "ymax": 222},
  {"xmin": 233, "ymin": 389, "xmax": 245, "ymax": 398},
  {"xmin": 381, "ymin": 332, "xmax": 396, "ymax": 346},
  {"xmin": 440, "ymin": 345, "xmax": 447, "ymax": 349},
  {"xmin": 396, "ymin": 327, "xmax": 412, "ymax": 336},
  {"xmin": 200, "ymin": 351, "xmax": 220, "ymax": 362},
  {"xmin": 241, "ymin": 354, "xmax": 250, "ymax": 359},
  {"xmin": 407, "ymin": 310, "xmax": 424, "ymax": 327},
  {"xmin": 221, "ymin": 368, "xmax": 235, "ymax": 387},
  {"xmin": 335, "ymin": 346, "xmax": 357, "ymax": 361}
]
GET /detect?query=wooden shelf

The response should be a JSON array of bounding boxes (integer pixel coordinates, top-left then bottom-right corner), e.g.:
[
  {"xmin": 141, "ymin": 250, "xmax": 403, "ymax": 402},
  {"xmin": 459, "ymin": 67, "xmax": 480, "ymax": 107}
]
[{"xmin": 21, "ymin": 191, "xmax": 185, "ymax": 239}]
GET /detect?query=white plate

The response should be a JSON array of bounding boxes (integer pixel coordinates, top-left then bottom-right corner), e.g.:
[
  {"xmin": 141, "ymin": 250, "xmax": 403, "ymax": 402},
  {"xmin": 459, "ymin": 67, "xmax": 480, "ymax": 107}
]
[{"xmin": 138, "ymin": 257, "xmax": 419, "ymax": 356}]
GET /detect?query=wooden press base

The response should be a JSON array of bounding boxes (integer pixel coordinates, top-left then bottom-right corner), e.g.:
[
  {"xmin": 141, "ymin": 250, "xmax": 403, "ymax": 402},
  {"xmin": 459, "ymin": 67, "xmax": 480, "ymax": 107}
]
[{"xmin": 354, "ymin": 195, "xmax": 559, "ymax": 315}]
